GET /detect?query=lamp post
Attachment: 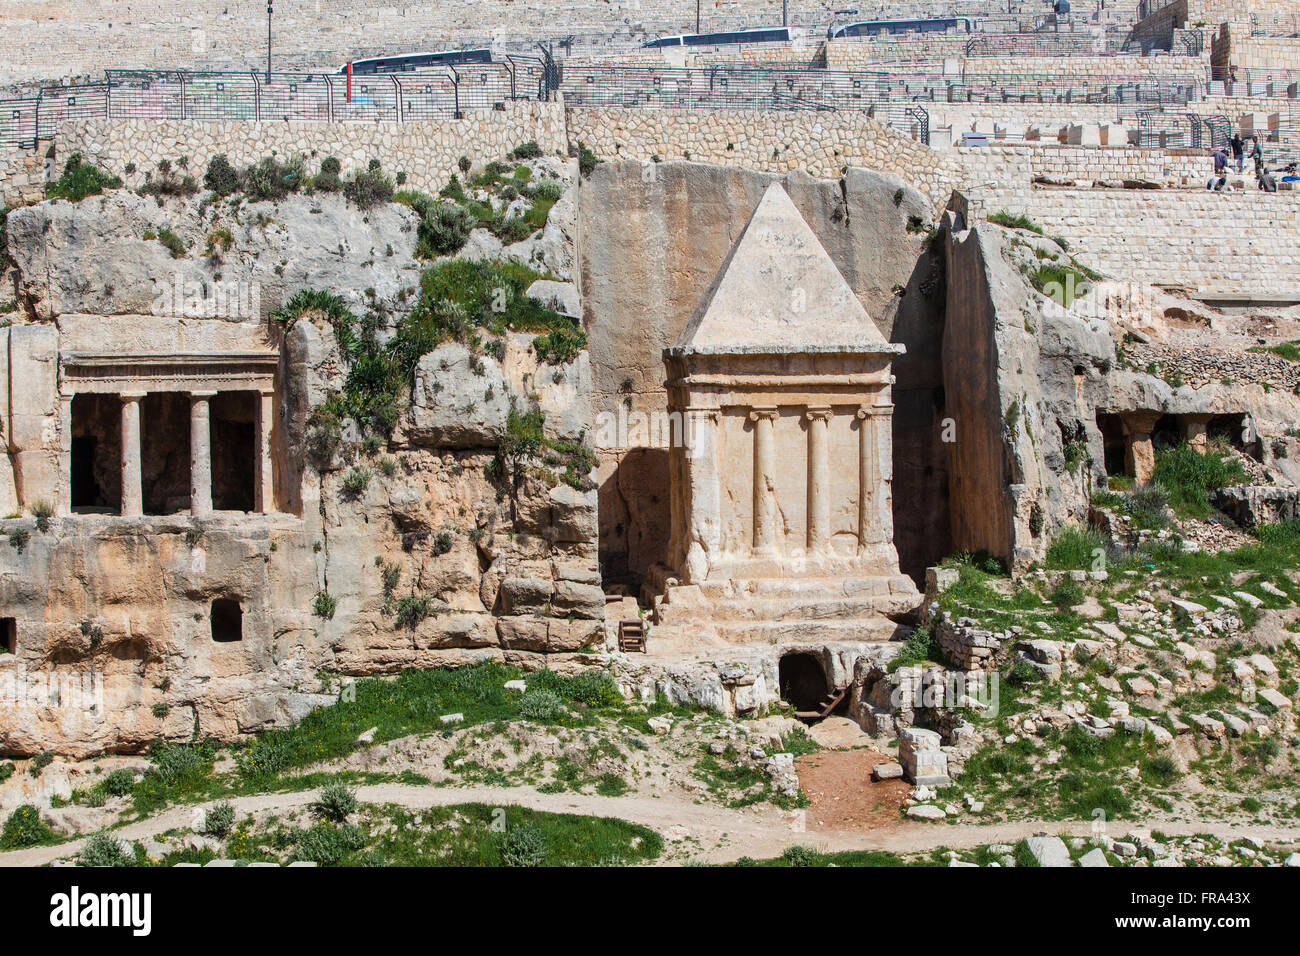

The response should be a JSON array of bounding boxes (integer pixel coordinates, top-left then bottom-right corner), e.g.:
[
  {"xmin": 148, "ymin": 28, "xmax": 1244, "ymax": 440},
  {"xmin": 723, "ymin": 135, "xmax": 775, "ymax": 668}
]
[{"xmin": 267, "ymin": 1, "xmax": 273, "ymax": 84}]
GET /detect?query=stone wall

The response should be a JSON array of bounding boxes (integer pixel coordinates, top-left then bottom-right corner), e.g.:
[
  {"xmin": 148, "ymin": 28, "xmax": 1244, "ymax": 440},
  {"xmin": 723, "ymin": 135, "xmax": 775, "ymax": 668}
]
[
  {"xmin": 0, "ymin": 144, "xmax": 51, "ymax": 208},
  {"xmin": 59, "ymin": 102, "xmax": 568, "ymax": 198},
  {"xmin": 566, "ymin": 107, "xmax": 966, "ymax": 209},
  {"xmin": 953, "ymin": 144, "xmax": 1209, "ymax": 194},
  {"xmin": 960, "ymin": 186, "xmax": 1300, "ymax": 296}
]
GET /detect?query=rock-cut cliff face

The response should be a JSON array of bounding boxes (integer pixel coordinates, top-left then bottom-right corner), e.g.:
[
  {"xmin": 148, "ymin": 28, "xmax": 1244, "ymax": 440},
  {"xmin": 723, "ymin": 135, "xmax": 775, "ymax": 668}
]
[{"xmin": 0, "ymin": 160, "xmax": 601, "ymax": 758}]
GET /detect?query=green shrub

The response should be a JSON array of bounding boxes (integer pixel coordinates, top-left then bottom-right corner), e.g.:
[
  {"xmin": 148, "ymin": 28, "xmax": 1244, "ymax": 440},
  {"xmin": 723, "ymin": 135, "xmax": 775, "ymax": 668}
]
[
  {"xmin": 341, "ymin": 466, "xmax": 370, "ymax": 500},
  {"xmin": 312, "ymin": 783, "xmax": 358, "ymax": 823},
  {"xmin": 344, "ymin": 163, "xmax": 394, "ymax": 209},
  {"xmin": 1, "ymin": 805, "xmax": 52, "ymax": 848},
  {"xmin": 1044, "ymin": 526, "xmax": 1105, "ymax": 570},
  {"xmin": 782, "ymin": 845, "xmax": 819, "ymax": 867},
  {"xmin": 100, "ymin": 768, "xmax": 136, "ymax": 797},
  {"xmin": 889, "ymin": 625, "xmax": 940, "ymax": 671},
  {"xmin": 79, "ymin": 832, "xmax": 134, "ymax": 867},
  {"xmin": 142, "ymin": 743, "xmax": 212, "ymax": 797},
  {"xmin": 313, "ymin": 590, "xmax": 338, "ymax": 620},
  {"xmin": 292, "ymin": 823, "xmax": 366, "ymax": 865},
  {"xmin": 576, "ymin": 142, "xmax": 599, "ymax": 178},
  {"xmin": 30, "ymin": 500, "xmax": 54, "ymax": 533},
  {"xmin": 510, "ymin": 141, "xmax": 543, "ymax": 160},
  {"xmin": 204, "ymin": 154, "xmax": 241, "ymax": 196},
  {"xmin": 154, "ymin": 227, "xmax": 187, "ymax": 259},
  {"xmin": 394, "ymin": 595, "xmax": 432, "ymax": 630},
  {"xmin": 532, "ymin": 322, "xmax": 586, "ymax": 365},
  {"xmin": 1048, "ymin": 577, "xmax": 1084, "ymax": 612},
  {"xmin": 314, "ymin": 156, "xmax": 343, "ymax": 192},
  {"xmin": 1142, "ymin": 754, "xmax": 1181, "ymax": 786},
  {"xmin": 202, "ymin": 801, "xmax": 236, "ymax": 838},
  {"xmin": 988, "ymin": 210, "xmax": 1043, "ymax": 234},
  {"xmin": 421, "ymin": 201, "xmax": 475, "ymax": 256},
  {"xmin": 565, "ymin": 669, "xmax": 622, "ymax": 708},
  {"xmin": 243, "ymin": 155, "xmax": 304, "ymax": 201},
  {"xmin": 235, "ymin": 738, "xmax": 288, "ymax": 782},
  {"xmin": 46, "ymin": 153, "xmax": 122, "ymax": 202},
  {"xmin": 0, "ymin": 761, "xmax": 12, "ymax": 783},
  {"xmin": 1152, "ymin": 443, "xmax": 1246, "ymax": 517},
  {"xmin": 498, "ymin": 824, "xmax": 547, "ymax": 866},
  {"xmin": 29, "ymin": 751, "xmax": 53, "ymax": 777},
  {"xmin": 519, "ymin": 688, "xmax": 565, "ymax": 721}
]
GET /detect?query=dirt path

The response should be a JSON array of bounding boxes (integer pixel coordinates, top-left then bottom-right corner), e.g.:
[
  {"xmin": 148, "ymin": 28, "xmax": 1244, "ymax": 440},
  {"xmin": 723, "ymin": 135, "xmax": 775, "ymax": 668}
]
[{"xmin": 5, "ymin": 783, "xmax": 1300, "ymax": 867}]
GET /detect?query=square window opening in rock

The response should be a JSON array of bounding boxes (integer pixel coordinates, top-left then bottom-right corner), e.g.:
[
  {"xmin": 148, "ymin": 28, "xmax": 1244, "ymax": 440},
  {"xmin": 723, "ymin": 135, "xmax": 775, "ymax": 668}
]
[{"xmin": 210, "ymin": 599, "xmax": 243, "ymax": 643}]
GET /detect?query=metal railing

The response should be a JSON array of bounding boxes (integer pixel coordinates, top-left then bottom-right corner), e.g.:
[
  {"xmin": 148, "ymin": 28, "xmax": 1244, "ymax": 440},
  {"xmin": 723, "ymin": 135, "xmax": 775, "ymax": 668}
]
[
  {"xmin": 1136, "ymin": 0, "xmax": 1179, "ymax": 22},
  {"xmin": 0, "ymin": 57, "xmax": 1215, "ymax": 151},
  {"xmin": 554, "ymin": 64, "xmax": 931, "ymax": 141},
  {"xmin": 1135, "ymin": 110, "xmax": 1207, "ymax": 149},
  {"xmin": 1250, "ymin": 15, "xmax": 1300, "ymax": 38}
]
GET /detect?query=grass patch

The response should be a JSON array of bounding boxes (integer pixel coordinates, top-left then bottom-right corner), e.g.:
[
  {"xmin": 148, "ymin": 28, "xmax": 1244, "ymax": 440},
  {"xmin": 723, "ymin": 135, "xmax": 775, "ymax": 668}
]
[{"xmin": 1151, "ymin": 442, "xmax": 1245, "ymax": 518}]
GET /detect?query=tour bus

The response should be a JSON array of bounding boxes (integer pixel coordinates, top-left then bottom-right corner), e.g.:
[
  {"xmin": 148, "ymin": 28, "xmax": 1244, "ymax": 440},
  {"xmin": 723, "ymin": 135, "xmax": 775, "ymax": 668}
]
[
  {"xmin": 827, "ymin": 18, "xmax": 971, "ymax": 39},
  {"xmin": 640, "ymin": 27, "xmax": 792, "ymax": 48},
  {"xmin": 340, "ymin": 48, "xmax": 493, "ymax": 74}
]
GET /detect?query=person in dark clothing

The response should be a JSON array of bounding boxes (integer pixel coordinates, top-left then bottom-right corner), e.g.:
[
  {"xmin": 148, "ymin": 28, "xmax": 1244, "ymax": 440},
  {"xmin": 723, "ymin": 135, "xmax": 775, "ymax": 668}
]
[
  {"xmin": 1259, "ymin": 170, "xmax": 1277, "ymax": 192},
  {"xmin": 1207, "ymin": 148, "xmax": 1229, "ymax": 190},
  {"xmin": 1250, "ymin": 136, "xmax": 1264, "ymax": 176},
  {"xmin": 1231, "ymin": 133, "xmax": 1244, "ymax": 173}
]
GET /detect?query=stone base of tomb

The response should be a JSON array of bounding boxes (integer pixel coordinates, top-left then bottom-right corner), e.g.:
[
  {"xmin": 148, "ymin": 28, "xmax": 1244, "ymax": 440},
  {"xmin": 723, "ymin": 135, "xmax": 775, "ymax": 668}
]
[{"xmin": 641, "ymin": 562, "xmax": 920, "ymax": 646}]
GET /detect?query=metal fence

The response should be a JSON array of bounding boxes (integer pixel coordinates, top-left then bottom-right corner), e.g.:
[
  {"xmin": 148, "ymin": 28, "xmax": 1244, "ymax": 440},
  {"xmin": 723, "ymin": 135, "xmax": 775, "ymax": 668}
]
[
  {"xmin": 0, "ymin": 58, "xmax": 1215, "ymax": 151},
  {"xmin": 554, "ymin": 64, "xmax": 931, "ymax": 141},
  {"xmin": 1250, "ymin": 15, "xmax": 1300, "ymax": 38},
  {"xmin": 1134, "ymin": 110, "xmax": 1212, "ymax": 149}
]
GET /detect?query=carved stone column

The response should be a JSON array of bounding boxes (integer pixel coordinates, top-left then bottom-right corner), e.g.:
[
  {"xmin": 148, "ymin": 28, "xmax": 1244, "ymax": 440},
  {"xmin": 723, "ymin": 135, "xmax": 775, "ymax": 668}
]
[
  {"xmin": 856, "ymin": 402, "xmax": 894, "ymax": 551},
  {"xmin": 749, "ymin": 406, "xmax": 779, "ymax": 556},
  {"xmin": 120, "ymin": 392, "xmax": 145, "ymax": 517},
  {"xmin": 256, "ymin": 388, "xmax": 275, "ymax": 513},
  {"xmin": 805, "ymin": 406, "xmax": 832, "ymax": 554},
  {"xmin": 1183, "ymin": 413, "xmax": 1213, "ymax": 453},
  {"xmin": 58, "ymin": 394, "xmax": 72, "ymax": 516},
  {"xmin": 189, "ymin": 390, "xmax": 216, "ymax": 517},
  {"xmin": 680, "ymin": 407, "xmax": 720, "ymax": 582},
  {"xmin": 1121, "ymin": 411, "xmax": 1162, "ymax": 485}
]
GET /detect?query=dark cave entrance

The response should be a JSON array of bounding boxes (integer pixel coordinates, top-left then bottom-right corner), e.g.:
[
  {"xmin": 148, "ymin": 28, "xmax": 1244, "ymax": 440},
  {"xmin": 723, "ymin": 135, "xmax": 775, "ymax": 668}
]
[{"xmin": 779, "ymin": 652, "xmax": 837, "ymax": 718}]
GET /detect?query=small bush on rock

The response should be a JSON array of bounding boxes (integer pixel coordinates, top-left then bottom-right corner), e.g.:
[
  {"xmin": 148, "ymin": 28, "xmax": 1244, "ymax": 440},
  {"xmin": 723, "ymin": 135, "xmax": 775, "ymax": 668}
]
[
  {"xmin": 498, "ymin": 824, "xmax": 546, "ymax": 866},
  {"xmin": 1, "ymin": 805, "xmax": 53, "ymax": 848},
  {"xmin": 204, "ymin": 154, "xmax": 241, "ymax": 196},
  {"xmin": 79, "ymin": 832, "xmax": 134, "ymax": 867},
  {"xmin": 46, "ymin": 153, "xmax": 122, "ymax": 202},
  {"xmin": 312, "ymin": 783, "xmax": 358, "ymax": 823},
  {"xmin": 202, "ymin": 801, "xmax": 236, "ymax": 838}
]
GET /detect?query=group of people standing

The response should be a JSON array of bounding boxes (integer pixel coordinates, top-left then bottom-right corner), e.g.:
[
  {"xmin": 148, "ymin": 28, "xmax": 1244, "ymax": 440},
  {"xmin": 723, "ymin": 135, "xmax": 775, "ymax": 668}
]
[{"xmin": 1209, "ymin": 134, "xmax": 1274, "ymax": 191}]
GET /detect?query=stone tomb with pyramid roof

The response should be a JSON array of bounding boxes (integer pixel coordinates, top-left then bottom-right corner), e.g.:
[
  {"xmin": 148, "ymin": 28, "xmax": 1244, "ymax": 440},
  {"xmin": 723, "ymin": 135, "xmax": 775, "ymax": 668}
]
[{"xmin": 646, "ymin": 182, "xmax": 921, "ymax": 644}]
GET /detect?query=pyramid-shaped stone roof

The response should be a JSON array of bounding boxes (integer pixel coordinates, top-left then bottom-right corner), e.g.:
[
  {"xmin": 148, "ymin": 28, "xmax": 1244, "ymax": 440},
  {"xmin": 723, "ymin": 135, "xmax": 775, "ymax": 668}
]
[{"xmin": 672, "ymin": 182, "xmax": 901, "ymax": 355}]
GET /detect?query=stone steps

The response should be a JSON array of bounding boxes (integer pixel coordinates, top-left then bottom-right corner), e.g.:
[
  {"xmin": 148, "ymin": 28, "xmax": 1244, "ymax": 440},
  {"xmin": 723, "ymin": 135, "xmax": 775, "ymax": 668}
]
[
  {"xmin": 655, "ymin": 590, "xmax": 915, "ymax": 624},
  {"xmin": 650, "ymin": 617, "xmax": 901, "ymax": 645}
]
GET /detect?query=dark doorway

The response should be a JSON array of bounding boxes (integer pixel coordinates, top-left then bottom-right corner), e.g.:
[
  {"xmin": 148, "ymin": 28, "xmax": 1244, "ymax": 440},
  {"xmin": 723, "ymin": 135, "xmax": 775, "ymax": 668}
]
[
  {"xmin": 70, "ymin": 436, "xmax": 100, "ymax": 510},
  {"xmin": 1096, "ymin": 412, "xmax": 1127, "ymax": 478},
  {"xmin": 779, "ymin": 653, "xmax": 828, "ymax": 715},
  {"xmin": 142, "ymin": 392, "xmax": 191, "ymax": 515},
  {"xmin": 0, "ymin": 618, "xmax": 15, "ymax": 654},
  {"xmin": 210, "ymin": 600, "xmax": 243, "ymax": 642},
  {"xmin": 70, "ymin": 394, "xmax": 122, "ymax": 513},
  {"xmin": 212, "ymin": 392, "xmax": 257, "ymax": 512}
]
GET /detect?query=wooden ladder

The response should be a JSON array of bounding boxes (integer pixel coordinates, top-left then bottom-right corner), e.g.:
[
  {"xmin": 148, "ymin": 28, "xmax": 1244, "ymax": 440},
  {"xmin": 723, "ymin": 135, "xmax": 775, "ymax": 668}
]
[
  {"xmin": 618, "ymin": 619, "xmax": 646, "ymax": 653},
  {"xmin": 794, "ymin": 685, "xmax": 847, "ymax": 721}
]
